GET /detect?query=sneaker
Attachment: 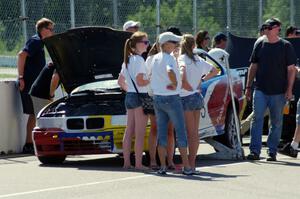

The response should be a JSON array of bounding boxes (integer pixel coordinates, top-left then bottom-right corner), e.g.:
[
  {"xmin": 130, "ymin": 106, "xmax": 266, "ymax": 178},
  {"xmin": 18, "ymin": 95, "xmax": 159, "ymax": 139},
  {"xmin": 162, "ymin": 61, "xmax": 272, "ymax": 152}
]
[
  {"xmin": 182, "ymin": 167, "xmax": 193, "ymax": 175},
  {"xmin": 247, "ymin": 152, "xmax": 260, "ymax": 160},
  {"xmin": 279, "ymin": 143, "xmax": 298, "ymax": 158},
  {"xmin": 157, "ymin": 167, "xmax": 167, "ymax": 175},
  {"xmin": 22, "ymin": 143, "xmax": 34, "ymax": 154},
  {"xmin": 266, "ymin": 153, "xmax": 277, "ymax": 161},
  {"xmin": 192, "ymin": 168, "xmax": 201, "ymax": 175}
]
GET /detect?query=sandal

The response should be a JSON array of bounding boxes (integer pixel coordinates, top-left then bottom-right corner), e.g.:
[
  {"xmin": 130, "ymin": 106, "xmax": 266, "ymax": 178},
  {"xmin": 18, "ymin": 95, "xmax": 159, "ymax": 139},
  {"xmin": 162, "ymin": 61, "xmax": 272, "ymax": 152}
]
[
  {"xmin": 123, "ymin": 165, "xmax": 135, "ymax": 170},
  {"xmin": 167, "ymin": 164, "xmax": 176, "ymax": 170},
  {"xmin": 150, "ymin": 165, "xmax": 160, "ymax": 171}
]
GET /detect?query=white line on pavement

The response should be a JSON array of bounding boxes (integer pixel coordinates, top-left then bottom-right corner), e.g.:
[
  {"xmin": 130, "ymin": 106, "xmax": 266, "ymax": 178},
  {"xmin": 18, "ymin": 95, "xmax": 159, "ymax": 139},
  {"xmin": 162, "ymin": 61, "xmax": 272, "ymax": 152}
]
[{"xmin": 0, "ymin": 161, "xmax": 247, "ymax": 198}]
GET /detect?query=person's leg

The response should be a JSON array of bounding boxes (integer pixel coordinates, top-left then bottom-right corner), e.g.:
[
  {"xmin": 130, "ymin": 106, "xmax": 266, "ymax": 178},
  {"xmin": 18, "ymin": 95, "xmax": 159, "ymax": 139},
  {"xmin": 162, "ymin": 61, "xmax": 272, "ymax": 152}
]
[
  {"xmin": 123, "ymin": 109, "xmax": 135, "ymax": 168},
  {"xmin": 167, "ymin": 96, "xmax": 190, "ymax": 170},
  {"xmin": 148, "ymin": 114, "xmax": 158, "ymax": 167},
  {"xmin": 134, "ymin": 107, "xmax": 149, "ymax": 169},
  {"xmin": 26, "ymin": 114, "xmax": 36, "ymax": 144},
  {"xmin": 292, "ymin": 99, "xmax": 300, "ymax": 149},
  {"xmin": 166, "ymin": 122, "xmax": 175, "ymax": 168},
  {"xmin": 267, "ymin": 94, "xmax": 285, "ymax": 155},
  {"xmin": 154, "ymin": 96, "xmax": 169, "ymax": 171},
  {"xmin": 249, "ymin": 90, "xmax": 268, "ymax": 156}
]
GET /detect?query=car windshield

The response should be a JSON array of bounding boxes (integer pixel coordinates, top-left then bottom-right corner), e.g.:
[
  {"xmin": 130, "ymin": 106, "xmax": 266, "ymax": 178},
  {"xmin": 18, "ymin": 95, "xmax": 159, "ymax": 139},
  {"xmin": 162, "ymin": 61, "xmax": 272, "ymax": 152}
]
[{"xmin": 72, "ymin": 80, "xmax": 120, "ymax": 94}]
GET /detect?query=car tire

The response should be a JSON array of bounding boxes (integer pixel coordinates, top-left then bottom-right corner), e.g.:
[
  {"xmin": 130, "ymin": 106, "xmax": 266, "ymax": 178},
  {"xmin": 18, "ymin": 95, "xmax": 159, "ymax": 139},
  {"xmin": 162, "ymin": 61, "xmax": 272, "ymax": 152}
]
[
  {"xmin": 37, "ymin": 156, "xmax": 66, "ymax": 165},
  {"xmin": 214, "ymin": 107, "xmax": 242, "ymax": 149}
]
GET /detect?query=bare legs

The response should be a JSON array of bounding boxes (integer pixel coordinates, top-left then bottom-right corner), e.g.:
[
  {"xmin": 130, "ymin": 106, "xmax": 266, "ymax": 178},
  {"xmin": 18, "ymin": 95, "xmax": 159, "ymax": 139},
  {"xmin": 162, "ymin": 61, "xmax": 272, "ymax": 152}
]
[
  {"xmin": 184, "ymin": 110, "xmax": 200, "ymax": 169},
  {"xmin": 123, "ymin": 107, "xmax": 148, "ymax": 169},
  {"xmin": 26, "ymin": 114, "xmax": 35, "ymax": 144}
]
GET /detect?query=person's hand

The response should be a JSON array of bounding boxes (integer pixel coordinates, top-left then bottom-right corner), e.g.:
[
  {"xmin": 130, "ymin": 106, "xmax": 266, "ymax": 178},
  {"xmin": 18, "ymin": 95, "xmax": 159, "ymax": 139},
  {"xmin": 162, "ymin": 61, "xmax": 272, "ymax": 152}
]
[
  {"xmin": 285, "ymin": 89, "xmax": 293, "ymax": 100},
  {"xmin": 19, "ymin": 78, "xmax": 25, "ymax": 91},
  {"xmin": 245, "ymin": 88, "xmax": 251, "ymax": 101},
  {"xmin": 166, "ymin": 83, "xmax": 176, "ymax": 90}
]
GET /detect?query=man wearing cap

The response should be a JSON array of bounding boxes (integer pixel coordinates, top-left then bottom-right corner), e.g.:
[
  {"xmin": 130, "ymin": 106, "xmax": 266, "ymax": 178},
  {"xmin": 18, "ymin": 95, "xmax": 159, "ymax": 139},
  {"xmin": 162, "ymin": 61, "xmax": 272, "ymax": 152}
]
[
  {"xmin": 245, "ymin": 18, "xmax": 297, "ymax": 161},
  {"xmin": 212, "ymin": 32, "xmax": 227, "ymax": 50},
  {"xmin": 286, "ymin": 25, "xmax": 300, "ymax": 38},
  {"xmin": 150, "ymin": 32, "xmax": 192, "ymax": 175},
  {"xmin": 123, "ymin": 20, "xmax": 141, "ymax": 33}
]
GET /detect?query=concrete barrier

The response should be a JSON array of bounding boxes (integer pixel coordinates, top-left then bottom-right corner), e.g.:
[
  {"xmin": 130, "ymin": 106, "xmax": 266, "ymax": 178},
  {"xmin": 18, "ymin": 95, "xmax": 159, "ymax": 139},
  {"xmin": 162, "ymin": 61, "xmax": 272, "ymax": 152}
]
[
  {"xmin": 0, "ymin": 80, "xmax": 66, "ymax": 154},
  {"xmin": 0, "ymin": 81, "xmax": 27, "ymax": 154}
]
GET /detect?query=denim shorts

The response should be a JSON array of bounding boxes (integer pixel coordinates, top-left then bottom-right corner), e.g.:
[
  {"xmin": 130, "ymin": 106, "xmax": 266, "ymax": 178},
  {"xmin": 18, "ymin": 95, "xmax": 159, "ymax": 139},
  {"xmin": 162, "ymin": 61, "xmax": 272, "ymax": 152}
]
[
  {"xmin": 153, "ymin": 95, "xmax": 187, "ymax": 148},
  {"xmin": 125, "ymin": 92, "xmax": 141, "ymax": 109},
  {"xmin": 296, "ymin": 99, "xmax": 300, "ymax": 125},
  {"xmin": 181, "ymin": 92, "xmax": 204, "ymax": 111}
]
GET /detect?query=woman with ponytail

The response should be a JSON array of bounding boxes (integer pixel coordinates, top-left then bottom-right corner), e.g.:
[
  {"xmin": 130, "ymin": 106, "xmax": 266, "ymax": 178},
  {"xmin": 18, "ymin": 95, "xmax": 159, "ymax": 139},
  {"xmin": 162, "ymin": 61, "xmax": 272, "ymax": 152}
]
[
  {"xmin": 118, "ymin": 31, "xmax": 150, "ymax": 170},
  {"xmin": 178, "ymin": 34, "xmax": 218, "ymax": 174}
]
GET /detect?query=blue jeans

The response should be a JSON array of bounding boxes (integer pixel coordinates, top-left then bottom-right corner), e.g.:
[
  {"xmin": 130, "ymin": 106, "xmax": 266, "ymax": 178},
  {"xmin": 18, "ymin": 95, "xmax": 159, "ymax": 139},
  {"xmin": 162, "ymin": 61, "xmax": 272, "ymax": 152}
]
[
  {"xmin": 153, "ymin": 95, "xmax": 188, "ymax": 148},
  {"xmin": 250, "ymin": 90, "xmax": 286, "ymax": 155}
]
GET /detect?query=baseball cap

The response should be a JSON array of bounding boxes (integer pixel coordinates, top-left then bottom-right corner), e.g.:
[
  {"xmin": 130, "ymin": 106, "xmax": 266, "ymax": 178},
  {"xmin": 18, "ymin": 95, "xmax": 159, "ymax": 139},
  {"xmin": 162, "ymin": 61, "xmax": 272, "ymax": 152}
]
[
  {"xmin": 265, "ymin": 18, "xmax": 281, "ymax": 28},
  {"xmin": 214, "ymin": 32, "xmax": 227, "ymax": 43},
  {"xmin": 158, "ymin": 32, "xmax": 182, "ymax": 44},
  {"xmin": 123, "ymin": 20, "xmax": 141, "ymax": 31}
]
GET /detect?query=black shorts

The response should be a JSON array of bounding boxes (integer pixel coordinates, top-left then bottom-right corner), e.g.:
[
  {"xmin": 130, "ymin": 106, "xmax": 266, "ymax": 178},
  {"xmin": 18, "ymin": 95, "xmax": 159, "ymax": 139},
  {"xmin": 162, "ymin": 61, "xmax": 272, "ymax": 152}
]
[{"xmin": 20, "ymin": 91, "xmax": 34, "ymax": 115}]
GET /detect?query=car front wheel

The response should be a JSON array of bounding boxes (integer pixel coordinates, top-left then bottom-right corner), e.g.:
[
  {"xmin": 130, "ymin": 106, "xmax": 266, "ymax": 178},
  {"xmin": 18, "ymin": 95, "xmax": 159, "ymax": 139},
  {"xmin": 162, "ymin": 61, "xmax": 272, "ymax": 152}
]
[{"xmin": 37, "ymin": 156, "xmax": 66, "ymax": 165}]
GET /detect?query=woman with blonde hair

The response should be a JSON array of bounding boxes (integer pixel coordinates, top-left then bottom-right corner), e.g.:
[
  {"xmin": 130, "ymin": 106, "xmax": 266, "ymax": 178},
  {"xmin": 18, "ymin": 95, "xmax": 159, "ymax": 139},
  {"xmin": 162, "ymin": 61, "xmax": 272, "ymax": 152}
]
[
  {"xmin": 178, "ymin": 34, "xmax": 218, "ymax": 174},
  {"xmin": 118, "ymin": 31, "xmax": 150, "ymax": 170},
  {"xmin": 146, "ymin": 41, "xmax": 176, "ymax": 170}
]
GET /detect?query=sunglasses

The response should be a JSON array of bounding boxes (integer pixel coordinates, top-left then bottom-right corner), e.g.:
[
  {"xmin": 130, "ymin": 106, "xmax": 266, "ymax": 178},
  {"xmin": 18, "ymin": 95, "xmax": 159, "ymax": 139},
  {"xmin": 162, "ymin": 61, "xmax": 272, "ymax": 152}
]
[
  {"xmin": 167, "ymin": 40, "xmax": 178, "ymax": 44},
  {"xmin": 138, "ymin": 40, "xmax": 150, "ymax": 45}
]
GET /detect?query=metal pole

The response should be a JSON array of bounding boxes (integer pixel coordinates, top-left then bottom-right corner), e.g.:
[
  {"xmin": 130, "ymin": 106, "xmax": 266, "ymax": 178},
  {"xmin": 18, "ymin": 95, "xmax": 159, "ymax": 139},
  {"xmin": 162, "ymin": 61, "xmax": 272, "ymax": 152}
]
[
  {"xmin": 113, "ymin": 0, "xmax": 118, "ymax": 29},
  {"xmin": 193, "ymin": 0, "xmax": 197, "ymax": 35},
  {"xmin": 290, "ymin": 0, "xmax": 295, "ymax": 25},
  {"xmin": 156, "ymin": 0, "xmax": 160, "ymax": 37},
  {"xmin": 21, "ymin": 0, "xmax": 27, "ymax": 42},
  {"xmin": 70, "ymin": 0, "xmax": 75, "ymax": 28},
  {"xmin": 259, "ymin": 0, "xmax": 263, "ymax": 27},
  {"xmin": 226, "ymin": 0, "xmax": 231, "ymax": 31}
]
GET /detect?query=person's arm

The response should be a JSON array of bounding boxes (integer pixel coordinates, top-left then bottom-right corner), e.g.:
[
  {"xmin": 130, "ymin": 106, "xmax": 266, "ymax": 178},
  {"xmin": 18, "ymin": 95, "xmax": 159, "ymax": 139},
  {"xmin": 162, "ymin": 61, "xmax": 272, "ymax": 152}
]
[
  {"xmin": 245, "ymin": 63, "xmax": 258, "ymax": 101},
  {"xmin": 166, "ymin": 69, "xmax": 177, "ymax": 90},
  {"xmin": 286, "ymin": 64, "xmax": 296, "ymax": 100},
  {"xmin": 49, "ymin": 72, "xmax": 60, "ymax": 100},
  {"xmin": 117, "ymin": 73, "xmax": 128, "ymax": 92},
  {"xmin": 136, "ymin": 74, "xmax": 150, "ymax": 87},
  {"xmin": 202, "ymin": 67, "xmax": 219, "ymax": 81},
  {"xmin": 180, "ymin": 65, "xmax": 193, "ymax": 91},
  {"xmin": 17, "ymin": 50, "xmax": 28, "ymax": 91}
]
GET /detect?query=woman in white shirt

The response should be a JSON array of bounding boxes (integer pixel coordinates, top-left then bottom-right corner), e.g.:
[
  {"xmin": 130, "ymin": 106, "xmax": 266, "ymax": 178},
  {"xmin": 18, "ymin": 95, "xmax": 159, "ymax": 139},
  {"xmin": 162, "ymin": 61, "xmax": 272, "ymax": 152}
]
[
  {"xmin": 150, "ymin": 32, "xmax": 192, "ymax": 175},
  {"xmin": 146, "ymin": 42, "xmax": 175, "ymax": 170},
  {"xmin": 178, "ymin": 34, "xmax": 218, "ymax": 173},
  {"xmin": 118, "ymin": 31, "xmax": 150, "ymax": 170}
]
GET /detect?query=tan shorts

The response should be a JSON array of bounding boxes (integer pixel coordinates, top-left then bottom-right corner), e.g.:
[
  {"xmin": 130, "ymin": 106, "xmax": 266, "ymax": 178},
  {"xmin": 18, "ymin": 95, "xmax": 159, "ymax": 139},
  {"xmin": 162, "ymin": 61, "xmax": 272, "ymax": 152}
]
[{"xmin": 31, "ymin": 96, "xmax": 51, "ymax": 116}]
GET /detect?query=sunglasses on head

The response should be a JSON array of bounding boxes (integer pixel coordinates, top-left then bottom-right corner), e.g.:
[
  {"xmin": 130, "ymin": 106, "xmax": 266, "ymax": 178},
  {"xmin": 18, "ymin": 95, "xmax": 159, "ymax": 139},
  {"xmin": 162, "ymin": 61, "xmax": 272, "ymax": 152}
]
[
  {"xmin": 167, "ymin": 40, "xmax": 178, "ymax": 44},
  {"xmin": 138, "ymin": 40, "xmax": 150, "ymax": 45}
]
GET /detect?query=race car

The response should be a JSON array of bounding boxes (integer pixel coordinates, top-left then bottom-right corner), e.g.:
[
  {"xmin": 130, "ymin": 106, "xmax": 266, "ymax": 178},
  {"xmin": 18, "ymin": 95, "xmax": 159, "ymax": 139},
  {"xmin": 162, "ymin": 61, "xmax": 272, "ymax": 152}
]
[{"xmin": 33, "ymin": 27, "xmax": 245, "ymax": 164}]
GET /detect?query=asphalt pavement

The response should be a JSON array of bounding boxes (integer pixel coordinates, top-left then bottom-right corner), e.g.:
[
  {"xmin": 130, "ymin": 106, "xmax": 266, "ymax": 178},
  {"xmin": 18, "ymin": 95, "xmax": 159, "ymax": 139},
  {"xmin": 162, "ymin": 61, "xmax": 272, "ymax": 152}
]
[{"xmin": 0, "ymin": 141, "xmax": 299, "ymax": 199}]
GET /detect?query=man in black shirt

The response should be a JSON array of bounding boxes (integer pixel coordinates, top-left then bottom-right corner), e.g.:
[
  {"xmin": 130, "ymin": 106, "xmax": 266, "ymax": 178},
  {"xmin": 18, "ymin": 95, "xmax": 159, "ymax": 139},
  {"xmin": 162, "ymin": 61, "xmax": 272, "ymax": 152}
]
[
  {"xmin": 17, "ymin": 18, "xmax": 55, "ymax": 153},
  {"xmin": 29, "ymin": 63, "xmax": 59, "ymax": 116},
  {"xmin": 245, "ymin": 18, "xmax": 297, "ymax": 161}
]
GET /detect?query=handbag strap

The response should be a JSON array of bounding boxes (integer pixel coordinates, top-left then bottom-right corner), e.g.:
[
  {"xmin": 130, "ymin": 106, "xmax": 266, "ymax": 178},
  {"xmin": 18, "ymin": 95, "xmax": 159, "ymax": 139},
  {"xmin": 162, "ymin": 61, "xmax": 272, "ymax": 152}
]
[{"xmin": 126, "ymin": 67, "xmax": 140, "ymax": 94}]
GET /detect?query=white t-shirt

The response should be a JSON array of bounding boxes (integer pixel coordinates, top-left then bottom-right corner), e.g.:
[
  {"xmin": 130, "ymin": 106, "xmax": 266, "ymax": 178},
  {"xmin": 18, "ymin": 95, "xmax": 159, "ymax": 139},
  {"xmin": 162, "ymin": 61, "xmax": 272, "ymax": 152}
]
[
  {"xmin": 150, "ymin": 52, "xmax": 181, "ymax": 96},
  {"xmin": 120, "ymin": 55, "xmax": 148, "ymax": 93},
  {"xmin": 178, "ymin": 54, "xmax": 213, "ymax": 97}
]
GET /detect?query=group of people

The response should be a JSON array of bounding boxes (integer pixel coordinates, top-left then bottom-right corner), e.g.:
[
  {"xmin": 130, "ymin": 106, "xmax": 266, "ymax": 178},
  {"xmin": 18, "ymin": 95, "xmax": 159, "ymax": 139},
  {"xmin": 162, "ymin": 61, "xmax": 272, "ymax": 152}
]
[
  {"xmin": 17, "ymin": 17, "xmax": 299, "ymax": 174},
  {"xmin": 119, "ymin": 21, "xmax": 220, "ymax": 175}
]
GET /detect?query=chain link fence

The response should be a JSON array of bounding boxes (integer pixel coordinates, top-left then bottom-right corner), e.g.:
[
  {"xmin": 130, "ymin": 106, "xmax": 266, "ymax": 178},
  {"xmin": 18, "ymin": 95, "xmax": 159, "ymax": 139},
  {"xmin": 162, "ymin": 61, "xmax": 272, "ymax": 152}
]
[{"xmin": 0, "ymin": 0, "xmax": 299, "ymax": 77}]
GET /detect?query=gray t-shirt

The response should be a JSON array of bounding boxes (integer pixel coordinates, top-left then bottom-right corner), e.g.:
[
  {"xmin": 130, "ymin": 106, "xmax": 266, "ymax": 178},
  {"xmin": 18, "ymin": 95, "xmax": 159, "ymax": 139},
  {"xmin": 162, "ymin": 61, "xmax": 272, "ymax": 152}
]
[{"xmin": 250, "ymin": 38, "xmax": 296, "ymax": 95}]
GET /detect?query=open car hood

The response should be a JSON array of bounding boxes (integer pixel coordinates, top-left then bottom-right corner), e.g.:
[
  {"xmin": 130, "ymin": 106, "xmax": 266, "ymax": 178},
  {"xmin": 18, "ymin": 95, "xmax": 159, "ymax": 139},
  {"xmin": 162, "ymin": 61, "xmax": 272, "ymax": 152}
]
[{"xmin": 43, "ymin": 27, "xmax": 132, "ymax": 93}]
